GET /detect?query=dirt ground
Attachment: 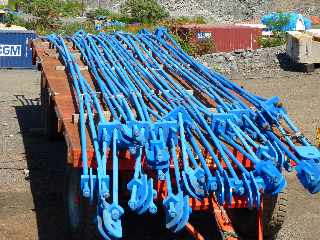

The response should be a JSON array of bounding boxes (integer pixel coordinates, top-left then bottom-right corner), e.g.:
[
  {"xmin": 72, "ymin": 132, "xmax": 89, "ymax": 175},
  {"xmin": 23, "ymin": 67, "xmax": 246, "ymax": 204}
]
[{"xmin": 0, "ymin": 67, "xmax": 319, "ymax": 240}]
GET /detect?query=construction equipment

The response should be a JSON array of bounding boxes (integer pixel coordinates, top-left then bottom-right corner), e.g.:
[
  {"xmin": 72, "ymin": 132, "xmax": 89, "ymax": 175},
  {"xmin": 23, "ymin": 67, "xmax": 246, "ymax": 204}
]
[
  {"xmin": 33, "ymin": 28, "xmax": 320, "ymax": 240},
  {"xmin": 286, "ymin": 29, "xmax": 320, "ymax": 72}
]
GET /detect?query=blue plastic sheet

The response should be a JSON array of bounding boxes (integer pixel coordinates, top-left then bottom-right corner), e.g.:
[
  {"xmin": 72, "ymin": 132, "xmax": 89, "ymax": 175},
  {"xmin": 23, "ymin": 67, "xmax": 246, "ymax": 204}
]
[{"xmin": 261, "ymin": 12, "xmax": 312, "ymax": 31}]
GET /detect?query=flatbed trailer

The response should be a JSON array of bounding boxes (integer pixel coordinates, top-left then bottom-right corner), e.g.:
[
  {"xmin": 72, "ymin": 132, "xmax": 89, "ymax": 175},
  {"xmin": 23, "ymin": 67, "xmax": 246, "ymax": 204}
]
[{"xmin": 32, "ymin": 37, "xmax": 289, "ymax": 240}]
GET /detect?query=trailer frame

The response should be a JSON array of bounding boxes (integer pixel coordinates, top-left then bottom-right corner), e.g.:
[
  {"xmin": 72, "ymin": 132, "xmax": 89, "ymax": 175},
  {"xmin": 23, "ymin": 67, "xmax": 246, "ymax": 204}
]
[{"xmin": 32, "ymin": 38, "xmax": 287, "ymax": 240}]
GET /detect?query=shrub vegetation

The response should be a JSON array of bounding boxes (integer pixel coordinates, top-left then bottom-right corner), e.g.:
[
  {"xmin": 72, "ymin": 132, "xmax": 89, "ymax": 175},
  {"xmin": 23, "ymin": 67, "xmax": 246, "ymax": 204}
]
[{"xmin": 120, "ymin": 0, "xmax": 169, "ymax": 24}]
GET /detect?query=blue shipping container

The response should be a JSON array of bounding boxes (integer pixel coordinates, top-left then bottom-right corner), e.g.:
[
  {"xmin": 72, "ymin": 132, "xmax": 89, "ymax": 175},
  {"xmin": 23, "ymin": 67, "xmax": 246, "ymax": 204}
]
[{"xmin": 0, "ymin": 30, "xmax": 36, "ymax": 68}]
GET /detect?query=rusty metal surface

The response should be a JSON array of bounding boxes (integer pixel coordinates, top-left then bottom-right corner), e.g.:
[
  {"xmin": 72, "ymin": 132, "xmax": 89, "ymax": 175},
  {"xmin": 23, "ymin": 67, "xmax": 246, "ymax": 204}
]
[{"xmin": 33, "ymin": 39, "xmax": 95, "ymax": 166}]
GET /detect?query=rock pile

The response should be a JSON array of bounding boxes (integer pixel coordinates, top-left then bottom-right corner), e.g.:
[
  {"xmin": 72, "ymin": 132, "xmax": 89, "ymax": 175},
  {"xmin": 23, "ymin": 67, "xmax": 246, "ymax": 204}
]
[
  {"xmin": 86, "ymin": 0, "xmax": 319, "ymax": 23},
  {"xmin": 197, "ymin": 46, "xmax": 288, "ymax": 77},
  {"xmin": 158, "ymin": 0, "xmax": 269, "ymax": 23}
]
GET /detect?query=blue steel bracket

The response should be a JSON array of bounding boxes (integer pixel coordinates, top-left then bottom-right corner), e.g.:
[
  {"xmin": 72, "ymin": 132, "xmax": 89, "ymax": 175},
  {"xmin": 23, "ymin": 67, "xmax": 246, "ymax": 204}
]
[
  {"xmin": 97, "ymin": 200, "xmax": 124, "ymax": 239},
  {"xmin": 98, "ymin": 121, "xmax": 151, "ymax": 147},
  {"xmin": 256, "ymin": 143, "xmax": 277, "ymax": 162},
  {"xmin": 81, "ymin": 174, "xmax": 91, "ymax": 198},
  {"xmin": 229, "ymin": 109, "xmax": 254, "ymax": 123},
  {"xmin": 296, "ymin": 159, "xmax": 320, "ymax": 194},
  {"xmin": 294, "ymin": 146, "xmax": 320, "ymax": 193},
  {"xmin": 145, "ymin": 121, "xmax": 179, "ymax": 170},
  {"xmin": 181, "ymin": 167, "xmax": 206, "ymax": 201},
  {"xmin": 259, "ymin": 96, "xmax": 286, "ymax": 125},
  {"xmin": 254, "ymin": 160, "xmax": 286, "ymax": 195},
  {"xmin": 233, "ymin": 178, "xmax": 244, "ymax": 196},
  {"xmin": 295, "ymin": 146, "xmax": 320, "ymax": 161},
  {"xmin": 81, "ymin": 172, "xmax": 98, "ymax": 200},
  {"xmin": 163, "ymin": 106, "xmax": 193, "ymax": 126},
  {"xmin": 163, "ymin": 193, "xmax": 183, "ymax": 225},
  {"xmin": 127, "ymin": 174, "xmax": 148, "ymax": 211},
  {"xmin": 154, "ymin": 27, "xmax": 168, "ymax": 38},
  {"xmin": 126, "ymin": 121, "xmax": 178, "ymax": 146},
  {"xmin": 163, "ymin": 192, "xmax": 191, "ymax": 233},
  {"xmin": 170, "ymin": 196, "xmax": 191, "ymax": 233},
  {"xmin": 121, "ymin": 121, "xmax": 151, "ymax": 144},
  {"xmin": 97, "ymin": 121, "xmax": 122, "ymax": 145},
  {"xmin": 137, "ymin": 178, "xmax": 157, "ymax": 215},
  {"xmin": 98, "ymin": 120, "xmax": 179, "ymax": 152},
  {"xmin": 214, "ymin": 171, "xmax": 225, "ymax": 205},
  {"xmin": 145, "ymin": 139, "xmax": 170, "ymax": 170},
  {"xmin": 151, "ymin": 121, "xmax": 179, "ymax": 144},
  {"xmin": 206, "ymin": 176, "xmax": 218, "ymax": 192},
  {"xmin": 211, "ymin": 113, "xmax": 237, "ymax": 136},
  {"xmin": 100, "ymin": 175, "xmax": 110, "ymax": 199}
]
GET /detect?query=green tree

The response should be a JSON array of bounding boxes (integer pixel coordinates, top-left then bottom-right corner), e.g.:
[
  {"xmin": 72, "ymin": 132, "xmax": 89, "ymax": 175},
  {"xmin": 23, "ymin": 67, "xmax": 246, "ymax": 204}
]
[
  {"xmin": 86, "ymin": 8, "xmax": 111, "ymax": 19},
  {"xmin": 120, "ymin": 0, "xmax": 169, "ymax": 24},
  {"xmin": 22, "ymin": 0, "xmax": 60, "ymax": 26}
]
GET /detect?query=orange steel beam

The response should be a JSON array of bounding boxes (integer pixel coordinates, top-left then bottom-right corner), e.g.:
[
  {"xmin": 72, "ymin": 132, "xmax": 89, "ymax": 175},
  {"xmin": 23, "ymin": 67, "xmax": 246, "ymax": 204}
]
[
  {"xmin": 185, "ymin": 223, "xmax": 206, "ymax": 240},
  {"xmin": 258, "ymin": 193, "xmax": 264, "ymax": 240},
  {"xmin": 210, "ymin": 195, "xmax": 239, "ymax": 240}
]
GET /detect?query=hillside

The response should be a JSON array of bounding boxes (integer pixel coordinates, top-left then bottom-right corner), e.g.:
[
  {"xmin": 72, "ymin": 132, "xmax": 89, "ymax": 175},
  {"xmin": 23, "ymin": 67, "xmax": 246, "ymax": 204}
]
[{"xmin": 87, "ymin": 0, "xmax": 319, "ymax": 23}]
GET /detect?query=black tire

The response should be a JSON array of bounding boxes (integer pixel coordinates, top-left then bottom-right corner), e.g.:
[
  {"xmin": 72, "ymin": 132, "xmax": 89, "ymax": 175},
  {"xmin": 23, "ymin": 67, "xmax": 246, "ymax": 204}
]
[
  {"xmin": 64, "ymin": 167, "xmax": 89, "ymax": 240},
  {"xmin": 227, "ymin": 188, "xmax": 288, "ymax": 239}
]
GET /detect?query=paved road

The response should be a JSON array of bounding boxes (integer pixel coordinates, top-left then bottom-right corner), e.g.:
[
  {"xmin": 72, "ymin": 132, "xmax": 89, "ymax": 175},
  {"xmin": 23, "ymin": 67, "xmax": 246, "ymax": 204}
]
[{"xmin": 0, "ymin": 69, "xmax": 319, "ymax": 240}]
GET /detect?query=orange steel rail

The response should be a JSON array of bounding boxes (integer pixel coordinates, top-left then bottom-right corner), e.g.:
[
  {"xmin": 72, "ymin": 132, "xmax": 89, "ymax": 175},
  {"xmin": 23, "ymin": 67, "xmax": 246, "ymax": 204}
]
[
  {"xmin": 185, "ymin": 223, "xmax": 206, "ymax": 240},
  {"xmin": 210, "ymin": 195, "xmax": 239, "ymax": 240}
]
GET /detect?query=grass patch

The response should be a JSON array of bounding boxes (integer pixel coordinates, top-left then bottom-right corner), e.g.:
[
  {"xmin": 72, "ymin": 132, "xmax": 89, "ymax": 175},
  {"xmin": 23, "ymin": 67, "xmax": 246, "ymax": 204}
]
[
  {"xmin": 313, "ymin": 24, "xmax": 320, "ymax": 29},
  {"xmin": 257, "ymin": 32, "xmax": 287, "ymax": 48}
]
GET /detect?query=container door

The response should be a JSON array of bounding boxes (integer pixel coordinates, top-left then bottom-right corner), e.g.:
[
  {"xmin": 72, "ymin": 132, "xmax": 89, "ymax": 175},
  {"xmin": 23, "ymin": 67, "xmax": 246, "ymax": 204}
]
[{"xmin": 0, "ymin": 32, "xmax": 36, "ymax": 68}]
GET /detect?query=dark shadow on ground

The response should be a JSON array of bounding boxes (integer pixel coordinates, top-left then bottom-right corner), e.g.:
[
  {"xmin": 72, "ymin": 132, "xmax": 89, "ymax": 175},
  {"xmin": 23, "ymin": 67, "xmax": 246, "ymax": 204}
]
[
  {"xmin": 14, "ymin": 94, "xmax": 67, "ymax": 240},
  {"xmin": 277, "ymin": 53, "xmax": 320, "ymax": 72}
]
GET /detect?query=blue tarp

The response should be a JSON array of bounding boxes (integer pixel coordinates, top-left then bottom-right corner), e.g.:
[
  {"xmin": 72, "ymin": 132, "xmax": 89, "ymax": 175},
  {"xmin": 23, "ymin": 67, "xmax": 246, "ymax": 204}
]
[
  {"xmin": 104, "ymin": 20, "xmax": 126, "ymax": 27},
  {"xmin": 261, "ymin": 12, "xmax": 312, "ymax": 31}
]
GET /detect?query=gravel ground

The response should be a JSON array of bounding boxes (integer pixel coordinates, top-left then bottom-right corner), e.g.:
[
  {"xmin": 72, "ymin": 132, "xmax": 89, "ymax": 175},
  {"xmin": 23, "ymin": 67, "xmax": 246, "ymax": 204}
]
[
  {"xmin": 197, "ymin": 46, "xmax": 286, "ymax": 77},
  {"xmin": 0, "ymin": 65, "xmax": 319, "ymax": 240},
  {"xmin": 198, "ymin": 46, "xmax": 320, "ymax": 143}
]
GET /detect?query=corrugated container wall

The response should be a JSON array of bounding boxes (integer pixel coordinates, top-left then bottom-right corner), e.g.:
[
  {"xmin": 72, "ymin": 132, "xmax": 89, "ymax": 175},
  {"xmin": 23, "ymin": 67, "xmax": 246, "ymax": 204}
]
[
  {"xmin": 0, "ymin": 30, "xmax": 36, "ymax": 68},
  {"xmin": 175, "ymin": 24, "xmax": 262, "ymax": 54}
]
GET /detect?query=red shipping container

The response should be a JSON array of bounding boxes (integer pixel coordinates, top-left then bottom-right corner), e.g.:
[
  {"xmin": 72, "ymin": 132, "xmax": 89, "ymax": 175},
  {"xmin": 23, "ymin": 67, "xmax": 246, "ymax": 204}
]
[
  {"xmin": 175, "ymin": 24, "xmax": 262, "ymax": 54},
  {"xmin": 310, "ymin": 16, "xmax": 320, "ymax": 25}
]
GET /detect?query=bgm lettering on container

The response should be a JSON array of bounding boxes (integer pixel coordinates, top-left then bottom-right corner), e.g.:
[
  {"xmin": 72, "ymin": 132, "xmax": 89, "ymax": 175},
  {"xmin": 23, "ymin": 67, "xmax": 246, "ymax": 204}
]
[{"xmin": 0, "ymin": 44, "xmax": 21, "ymax": 56}]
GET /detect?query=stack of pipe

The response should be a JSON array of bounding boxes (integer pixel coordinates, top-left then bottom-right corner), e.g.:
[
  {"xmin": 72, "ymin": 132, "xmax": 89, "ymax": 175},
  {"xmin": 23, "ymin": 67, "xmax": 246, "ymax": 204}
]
[{"xmin": 47, "ymin": 28, "xmax": 320, "ymax": 240}]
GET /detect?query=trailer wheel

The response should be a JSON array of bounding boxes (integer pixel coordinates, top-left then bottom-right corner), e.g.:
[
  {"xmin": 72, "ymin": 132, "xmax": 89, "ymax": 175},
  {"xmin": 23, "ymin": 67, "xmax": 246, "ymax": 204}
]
[
  {"xmin": 227, "ymin": 188, "xmax": 288, "ymax": 239},
  {"xmin": 65, "ymin": 167, "xmax": 89, "ymax": 240}
]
